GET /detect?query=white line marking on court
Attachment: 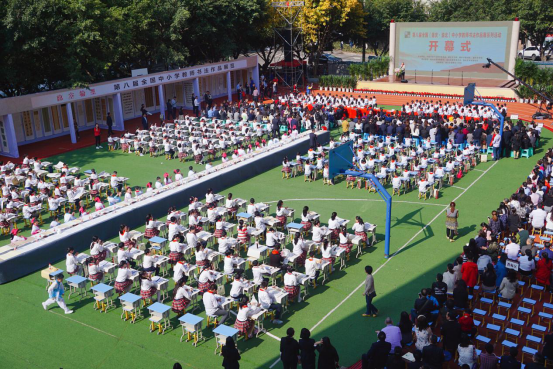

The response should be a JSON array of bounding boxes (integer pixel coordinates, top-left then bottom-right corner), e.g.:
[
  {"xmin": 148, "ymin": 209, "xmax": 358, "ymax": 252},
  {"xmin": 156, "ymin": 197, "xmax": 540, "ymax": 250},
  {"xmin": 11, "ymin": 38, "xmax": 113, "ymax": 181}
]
[
  {"xmin": 473, "ymin": 169, "xmax": 485, "ymax": 172},
  {"xmin": 308, "ymin": 161, "xmax": 498, "ymax": 333},
  {"xmin": 49, "ymin": 310, "xmax": 118, "ymax": 338},
  {"xmin": 450, "ymin": 185, "xmax": 466, "ymax": 190},
  {"xmin": 265, "ymin": 198, "xmax": 448, "ymax": 207},
  {"xmin": 49, "ymin": 310, "xmax": 192, "ymax": 365},
  {"xmin": 269, "ymin": 358, "xmax": 281, "ymax": 368}
]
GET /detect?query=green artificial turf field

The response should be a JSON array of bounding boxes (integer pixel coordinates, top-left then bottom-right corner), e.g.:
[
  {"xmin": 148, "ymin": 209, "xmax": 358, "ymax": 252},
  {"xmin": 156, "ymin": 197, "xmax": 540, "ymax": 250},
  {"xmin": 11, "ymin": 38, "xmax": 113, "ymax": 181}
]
[{"xmin": 0, "ymin": 124, "xmax": 549, "ymax": 369}]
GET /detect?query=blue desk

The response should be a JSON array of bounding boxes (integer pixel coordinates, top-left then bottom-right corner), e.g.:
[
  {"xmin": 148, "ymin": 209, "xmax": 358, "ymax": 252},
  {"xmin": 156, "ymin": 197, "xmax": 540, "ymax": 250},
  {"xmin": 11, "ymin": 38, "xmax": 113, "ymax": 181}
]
[
  {"xmin": 119, "ymin": 293, "xmax": 142, "ymax": 323},
  {"xmin": 91, "ymin": 283, "xmax": 114, "ymax": 312},
  {"xmin": 213, "ymin": 324, "xmax": 239, "ymax": 354},
  {"xmin": 147, "ymin": 302, "xmax": 172, "ymax": 334},
  {"xmin": 66, "ymin": 275, "xmax": 88, "ymax": 300},
  {"xmin": 179, "ymin": 313, "xmax": 205, "ymax": 345}
]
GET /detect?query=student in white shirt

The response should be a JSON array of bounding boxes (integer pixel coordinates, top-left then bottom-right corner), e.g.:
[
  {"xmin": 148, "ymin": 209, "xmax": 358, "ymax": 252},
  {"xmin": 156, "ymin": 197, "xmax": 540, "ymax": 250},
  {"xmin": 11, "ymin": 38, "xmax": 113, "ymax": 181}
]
[
  {"xmin": 311, "ymin": 220, "xmax": 327, "ymax": 243},
  {"xmin": 352, "ymin": 216, "xmax": 368, "ymax": 244},
  {"xmin": 328, "ymin": 212, "xmax": 340, "ymax": 241},
  {"xmin": 292, "ymin": 233, "xmax": 307, "ymax": 265},
  {"xmin": 142, "ymin": 248, "xmax": 160, "ymax": 275},
  {"xmin": 247, "ymin": 198, "xmax": 259, "ymax": 215},
  {"xmin": 139, "ymin": 271, "xmax": 160, "ymax": 302},
  {"xmin": 114, "ymin": 260, "xmax": 134, "ymax": 293},
  {"xmin": 66, "ymin": 247, "xmax": 80, "ymax": 276},
  {"xmin": 284, "ymin": 266, "xmax": 301, "ymax": 303},
  {"xmin": 234, "ymin": 296, "xmax": 256, "ymax": 338},
  {"xmin": 50, "ymin": 215, "xmax": 60, "ymax": 229},
  {"xmin": 304, "ymin": 251, "xmax": 321, "ymax": 286},
  {"xmin": 42, "ymin": 274, "xmax": 73, "ymax": 314},
  {"xmin": 171, "ymin": 277, "xmax": 192, "ymax": 314},
  {"xmin": 87, "ymin": 258, "xmax": 104, "ymax": 282},
  {"xmin": 117, "ymin": 243, "xmax": 136, "ymax": 267},
  {"xmin": 90, "ymin": 236, "xmax": 107, "ymax": 262},
  {"xmin": 257, "ymin": 281, "xmax": 283, "ymax": 324},
  {"xmin": 229, "ymin": 273, "xmax": 249, "ymax": 300},
  {"xmin": 202, "ymin": 283, "xmax": 228, "ymax": 325}
]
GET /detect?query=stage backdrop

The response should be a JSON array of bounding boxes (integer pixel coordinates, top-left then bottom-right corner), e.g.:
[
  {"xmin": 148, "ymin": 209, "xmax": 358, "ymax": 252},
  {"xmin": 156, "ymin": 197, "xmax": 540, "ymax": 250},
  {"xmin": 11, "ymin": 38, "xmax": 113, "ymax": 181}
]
[{"xmin": 390, "ymin": 21, "xmax": 519, "ymax": 80}]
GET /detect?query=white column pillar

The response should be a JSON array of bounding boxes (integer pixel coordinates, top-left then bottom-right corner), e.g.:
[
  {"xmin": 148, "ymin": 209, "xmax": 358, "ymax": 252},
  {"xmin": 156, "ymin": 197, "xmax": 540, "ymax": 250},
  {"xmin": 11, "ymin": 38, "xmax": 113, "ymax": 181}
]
[
  {"xmin": 193, "ymin": 78, "xmax": 200, "ymax": 103},
  {"xmin": 112, "ymin": 93, "xmax": 125, "ymax": 131},
  {"xmin": 253, "ymin": 64, "xmax": 260, "ymax": 91},
  {"xmin": 158, "ymin": 85, "xmax": 165, "ymax": 119},
  {"xmin": 3, "ymin": 114, "xmax": 19, "ymax": 158},
  {"xmin": 66, "ymin": 104, "xmax": 77, "ymax": 144},
  {"xmin": 227, "ymin": 72, "xmax": 232, "ymax": 102},
  {"xmin": 388, "ymin": 20, "xmax": 396, "ymax": 77},
  {"xmin": 508, "ymin": 19, "xmax": 521, "ymax": 81}
]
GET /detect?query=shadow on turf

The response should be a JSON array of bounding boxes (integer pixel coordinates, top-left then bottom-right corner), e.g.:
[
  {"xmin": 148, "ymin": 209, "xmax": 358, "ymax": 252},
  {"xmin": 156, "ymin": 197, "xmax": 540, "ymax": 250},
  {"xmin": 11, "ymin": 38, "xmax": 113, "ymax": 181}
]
[{"xmin": 255, "ymin": 250, "xmax": 463, "ymax": 369}]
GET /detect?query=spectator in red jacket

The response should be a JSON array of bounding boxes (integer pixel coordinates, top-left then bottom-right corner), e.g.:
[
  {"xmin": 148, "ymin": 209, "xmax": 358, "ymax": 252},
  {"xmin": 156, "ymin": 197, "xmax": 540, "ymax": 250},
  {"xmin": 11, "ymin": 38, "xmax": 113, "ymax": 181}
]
[
  {"xmin": 536, "ymin": 254, "xmax": 553, "ymax": 289},
  {"xmin": 461, "ymin": 256, "xmax": 478, "ymax": 294},
  {"xmin": 94, "ymin": 123, "xmax": 102, "ymax": 149},
  {"xmin": 458, "ymin": 308, "xmax": 476, "ymax": 337}
]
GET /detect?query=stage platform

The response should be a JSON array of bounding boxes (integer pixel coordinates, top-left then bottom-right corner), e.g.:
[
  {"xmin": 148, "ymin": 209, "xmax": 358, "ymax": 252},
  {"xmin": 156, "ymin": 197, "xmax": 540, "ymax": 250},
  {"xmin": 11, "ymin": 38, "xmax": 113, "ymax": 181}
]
[
  {"xmin": 0, "ymin": 130, "xmax": 329, "ymax": 284},
  {"xmin": 357, "ymin": 79, "xmax": 516, "ymax": 99}
]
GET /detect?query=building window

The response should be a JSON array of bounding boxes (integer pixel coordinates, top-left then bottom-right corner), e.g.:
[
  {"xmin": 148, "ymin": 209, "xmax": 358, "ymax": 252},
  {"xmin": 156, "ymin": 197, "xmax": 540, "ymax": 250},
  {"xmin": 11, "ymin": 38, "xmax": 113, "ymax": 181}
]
[{"xmin": 22, "ymin": 111, "xmax": 33, "ymax": 138}]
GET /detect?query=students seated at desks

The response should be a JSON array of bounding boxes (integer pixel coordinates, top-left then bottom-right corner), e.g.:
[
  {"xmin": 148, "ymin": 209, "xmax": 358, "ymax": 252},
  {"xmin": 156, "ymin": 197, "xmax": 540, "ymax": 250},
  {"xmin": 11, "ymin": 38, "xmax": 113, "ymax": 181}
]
[
  {"xmin": 223, "ymin": 250, "xmax": 244, "ymax": 275},
  {"xmin": 234, "ymin": 297, "xmax": 257, "ymax": 338},
  {"xmin": 28, "ymin": 192, "xmax": 39, "ymax": 206},
  {"xmin": 118, "ymin": 224, "xmax": 136, "ymax": 249},
  {"xmin": 292, "ymin": 233, "xmax": 307, "ymax": 266},
  {"xmin": 154, "ymin": 177, "xmax": 163, "ymax": 189},
  {"xmin": 10, "ymin": 228, "xmax": 26, "ymax": 245},
  {"xmin": 418, "ymin": 179, "xmax": 428, "ymax": 197},
  {"xmin": 107, "ymin": 191, "xmax": 121, "ymax": 206},
  {"xmin": 225, "ymin": 193, "xmax": 238, "ymax": 214},
  {"xmin": 187, "ymin": 166, "xmax": 196, "ymax": 179},
  {"xmin": 328, "ymin": 212, "xmax": 340, "ymax": 241},
  {"xmin": 114, "ymin": 260, "xmax": 134, "ymax": 293},
  {"xmin": 245, "ymin": 198, "xmax": 257, "ymax": 215},
  {"xmin": 300, "ymin": 206, "xmax": 314, "ymax": 231},
  {"xmin": 218, "ymin": 231, "xmax": 234, "ymax": 254},
  {"xmin": 90, "ymin": 236, "xmax": 107, "ymax": 263},
  {"xmin": 28, "ymin": 219, "xmax": 41, "ymax": 235},
  {"xmin": 142, "ymin": 248, "xmax": 161, "ymax": 276},
  {"xmin": 282, "ymin": 157, "xmax": 292, "ymax": 175},
  {"xmin": 168, "ymin": 217, "xmax": 186, "ymax": 241},
  {"xmin": 50, "ymin": 215, "xmax": 60, "ymax": 229},
  {"xmin": 230, "ymin": 273, "xmax": 250, "ymax": 301},
  {"xmin": 275, "ymin": 200, "xmax": 290, "ymax": 226},
  {"xmin": 171, "ymin": 277, "xmax": 192, "ymax": 315},
  {"xmin": 188, "ymin": 209, "xmax": 203, "ymax": 231},
  {"xmin": 392, "ymin": 174, "xmax": 401, "ymax": 191},
  {"xmin": 323, "ymin": 164, "xmax": 334, "ymax": 185},
  {"xmin": 66, "ymin": 247, "xmax": 80, "ymax": 276},
  {"xmin": 266, "ymin": 228, "xmax": 281, "ymax": 249},
  {"xmin": 207, "ymin": 203, "xmax": 218, "ymax": 225},
  {"xmin": 110, "ymin": 171, "xmax": 124, "ymax": 194},
  {"xmin": 338, "ymin": 228, "xmax": 353, "ymax": 254},
  {"xmin": 48, "ymin": 196, "xmax": 60, "ymax": 214},
  {"xmin": 144, "ymin": 213, "xmax": 160, "ymax": 238},
  {"xmin": 251, "ymin": 260, "xmax": 269, "ymax": 286},
  {"xmin": 254, "ymin": 211, "xmax": 268, "ymax": 234},
  {"xmin": 237, "ymin": 220, "xmax": 250, "ymax": 246},
  {"xmin": 203, "ymin": 283, "xmax": 229, "ymax": 326},
  {"xmin": 258, "ymin": 281, "xmax": 283, "ymax": 324},
  {"xmin": 284, "ymin": 266, "xmax": 301, "ymax": 303},
  {"xmin": 117, "ymin": 243, "xmax": 136, "ymax": 267},
  {"xmin": 435, "ymin": 166, "xmax": 445, "ymax": 178},
  {"xmin": 311, "ymin": 220, "xmax": 327, "ymax": 243},
  {"xmin": 87, "ymin": 258, "xmax": 104, "ymax": 283},
  {"xmin": 305, "ymin": 251, "xmax": 321, "ymax": 285},
  {"xmin": 352, "ymin": 216, "xmax": 368, "ymax": 243},
  {"xmin": 139, "ymin": 271, "xmax": 160, "ymax": 302},
  {"xmin": 304, "ymin": 160, "xmax": 314, "ymax": 182},
  {"xmin": 94, "ymin": 197, "xmax": 105, "ymax": 212},
  {"xmin": 168, "ymin": 235, "xmax": 186, "ymax": 264},
  {"xmin": 198, "ymin": 264, "xmax": 217, "ymax": 291},
  {"xmin": 205, "ymin": 188, "xmax": 215, "ymax": 204}
]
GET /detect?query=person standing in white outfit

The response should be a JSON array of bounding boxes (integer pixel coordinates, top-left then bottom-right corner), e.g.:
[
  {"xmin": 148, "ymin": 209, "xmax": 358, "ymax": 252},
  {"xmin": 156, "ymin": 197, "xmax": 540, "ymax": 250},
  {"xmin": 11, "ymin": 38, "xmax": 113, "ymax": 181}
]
[{"xmin": 42, "ymin": 274, "xmax": 73, "ymax": 314}]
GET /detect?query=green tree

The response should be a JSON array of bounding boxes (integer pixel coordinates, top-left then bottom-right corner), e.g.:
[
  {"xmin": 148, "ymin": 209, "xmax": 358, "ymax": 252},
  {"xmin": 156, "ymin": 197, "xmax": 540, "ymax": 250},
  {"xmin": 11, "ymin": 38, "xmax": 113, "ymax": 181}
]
[
  {"xmin": 363, "ymin": 0, "xmax": 427, "ymax": 57},
  {"xmin": 516, "ymin": 0, "xmax": 553, "ymax": 61}
]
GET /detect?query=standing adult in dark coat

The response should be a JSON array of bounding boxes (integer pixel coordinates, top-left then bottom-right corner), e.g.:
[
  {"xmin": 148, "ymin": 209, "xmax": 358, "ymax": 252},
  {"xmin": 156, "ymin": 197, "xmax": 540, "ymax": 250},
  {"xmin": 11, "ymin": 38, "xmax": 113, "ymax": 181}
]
[
  {"xmin": 281, "ymin": 328, "xmax": 300, "ymax": 369},
  {"xmin": 299, "ymin": 328, "xmax": 316, "ymax": 369},
  {"xmin": 316, "ymin": 337, "xmax": 340, "ymax": 369}
]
